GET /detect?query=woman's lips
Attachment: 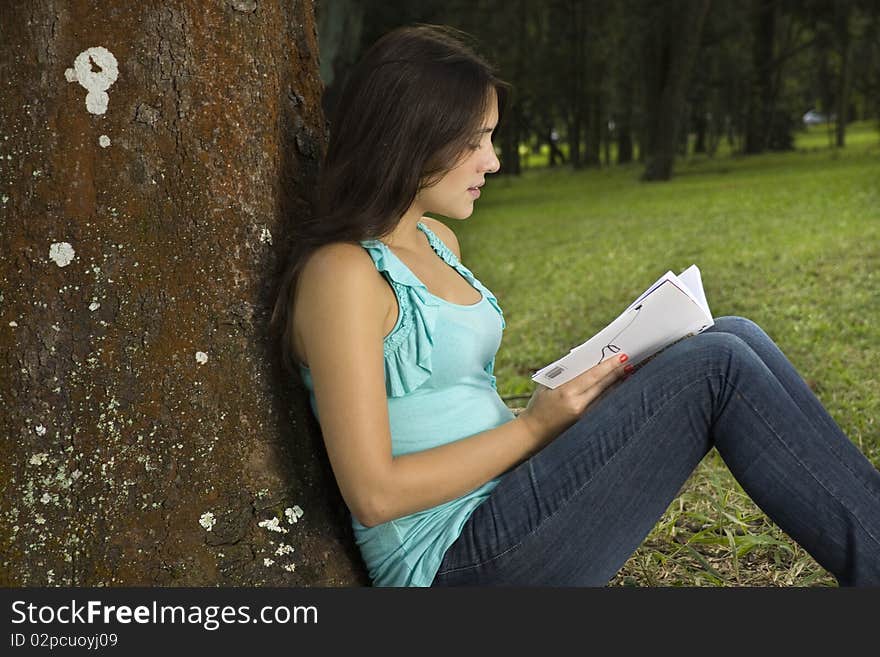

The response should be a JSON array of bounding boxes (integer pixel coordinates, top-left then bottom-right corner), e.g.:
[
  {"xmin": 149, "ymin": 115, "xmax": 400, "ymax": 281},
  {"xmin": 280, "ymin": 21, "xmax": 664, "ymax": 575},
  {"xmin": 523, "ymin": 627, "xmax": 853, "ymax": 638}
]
[{"xmin": 468, "ymin": 187, "xmax": 481, "ymax": 198}]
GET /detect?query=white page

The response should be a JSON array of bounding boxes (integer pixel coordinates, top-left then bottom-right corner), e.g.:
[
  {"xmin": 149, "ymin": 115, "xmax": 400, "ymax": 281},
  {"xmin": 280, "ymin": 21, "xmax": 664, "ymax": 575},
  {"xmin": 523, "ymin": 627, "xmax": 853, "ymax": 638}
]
[
  {"xmin": 570, "ymin": 267, "xmax": 700, "ymax": 355},
  {"xmin": 566, "ymin": 271, "xmax": 672, "ymax": 356},
  {"xmin": 626, "ymin": 270, "xmax": 676, "ymax": 312},
  {"xmin": 677, "ymin": 264, "xmax": 711, "ymax": 318},
  {"xmin": 532, "ymin": 279, "xmax": 713, "ymax": 389}
]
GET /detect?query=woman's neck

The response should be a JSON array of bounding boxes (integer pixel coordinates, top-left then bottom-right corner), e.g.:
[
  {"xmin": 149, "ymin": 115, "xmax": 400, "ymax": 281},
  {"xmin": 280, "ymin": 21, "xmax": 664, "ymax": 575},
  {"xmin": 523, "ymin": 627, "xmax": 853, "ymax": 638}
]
[{"xmin": 382, "ymin": 207, "xmax": 427, "ymax": 252}]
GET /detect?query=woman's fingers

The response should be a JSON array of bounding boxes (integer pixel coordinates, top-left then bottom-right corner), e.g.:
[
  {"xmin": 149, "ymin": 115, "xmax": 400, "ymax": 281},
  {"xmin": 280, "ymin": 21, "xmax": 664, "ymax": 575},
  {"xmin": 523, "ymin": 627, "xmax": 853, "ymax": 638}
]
[{"xmin": 571, "ymin": 352, "xmax": 630, "ymax": 396}]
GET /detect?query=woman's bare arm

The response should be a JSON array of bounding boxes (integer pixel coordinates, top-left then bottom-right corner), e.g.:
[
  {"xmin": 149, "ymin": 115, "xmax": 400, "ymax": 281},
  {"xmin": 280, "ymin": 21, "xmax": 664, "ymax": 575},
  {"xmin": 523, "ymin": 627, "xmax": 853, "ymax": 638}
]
[
  {"xmin": 297, "ymin": 243, "xmax": 545, "ymax": 528},
  {"xmin": 299, "ymin": 242, "xmax": 626, "ymax": 528}
]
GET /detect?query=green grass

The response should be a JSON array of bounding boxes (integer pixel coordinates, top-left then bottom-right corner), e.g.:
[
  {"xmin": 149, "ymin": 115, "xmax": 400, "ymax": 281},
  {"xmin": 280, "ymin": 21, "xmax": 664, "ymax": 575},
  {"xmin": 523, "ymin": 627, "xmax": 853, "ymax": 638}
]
[{"xmin": 440, "ymin": 119, "xmax": 880, "ymax": 587}]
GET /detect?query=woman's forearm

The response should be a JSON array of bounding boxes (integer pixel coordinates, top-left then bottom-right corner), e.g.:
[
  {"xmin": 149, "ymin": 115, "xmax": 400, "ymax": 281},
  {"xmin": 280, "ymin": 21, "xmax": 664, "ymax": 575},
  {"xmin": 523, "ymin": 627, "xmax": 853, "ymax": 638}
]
[{"xmin": 365, "ymin": 414, "xmax": 548, "ymax": 527}]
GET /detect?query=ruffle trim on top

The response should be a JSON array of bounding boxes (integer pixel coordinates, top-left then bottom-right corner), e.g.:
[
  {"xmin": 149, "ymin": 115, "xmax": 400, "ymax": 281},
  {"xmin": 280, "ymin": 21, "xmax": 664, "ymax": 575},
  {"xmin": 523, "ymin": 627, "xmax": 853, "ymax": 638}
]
[{"xmin": 360, "ymin": 222, "xmax": 506, "ymax": 397}]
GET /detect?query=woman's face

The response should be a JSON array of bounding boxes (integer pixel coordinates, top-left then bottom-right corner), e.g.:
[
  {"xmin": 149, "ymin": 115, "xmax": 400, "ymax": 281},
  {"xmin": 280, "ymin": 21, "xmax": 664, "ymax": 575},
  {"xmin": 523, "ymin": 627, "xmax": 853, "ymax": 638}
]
[{"xmin": 416, "ymin": 94, "xmax": 500, "ymax": 220}]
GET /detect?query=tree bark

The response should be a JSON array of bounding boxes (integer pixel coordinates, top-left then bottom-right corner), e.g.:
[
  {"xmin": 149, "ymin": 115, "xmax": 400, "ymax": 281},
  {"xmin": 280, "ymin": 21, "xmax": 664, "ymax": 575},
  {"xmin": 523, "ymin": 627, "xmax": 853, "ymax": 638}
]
[
  {"xmin": 641, "ymin": 0, "xmax": 712, "ymax": 181},
  {"xmin": 0, "ymin": 0, "xmax": 368, "ymax": 586}
]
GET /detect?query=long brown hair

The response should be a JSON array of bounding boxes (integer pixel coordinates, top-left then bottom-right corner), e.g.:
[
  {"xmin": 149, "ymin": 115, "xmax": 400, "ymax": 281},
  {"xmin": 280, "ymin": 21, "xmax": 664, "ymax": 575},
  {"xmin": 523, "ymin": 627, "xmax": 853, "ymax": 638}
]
[{"xmin": 269, "ymin": 24, "xmax": 510, "ymax": 375}]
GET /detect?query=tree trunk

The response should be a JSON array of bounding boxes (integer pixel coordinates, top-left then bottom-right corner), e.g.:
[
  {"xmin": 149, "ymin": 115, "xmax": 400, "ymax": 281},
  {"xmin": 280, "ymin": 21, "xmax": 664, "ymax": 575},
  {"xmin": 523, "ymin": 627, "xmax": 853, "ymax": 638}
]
[
  {"xmin": 568, "ymin": 116, "xmax": 582, "ymax": 169},
  {"xmin": 641, "ymin": 0, "xmax": 712, "ymax": 181},
  {"xmin": 693, "ymin": 102, "xmax": 707, "ymax": 154},
  {"xmin": 584, "ymin": 93, "xmax": 602, "ymax": 167},
  {"xmin": 0, "ymin": 0, "xmax": 368, "ymax": 586},
  {"xmin": 567, "ymin": 0, "xmax": 585, "ymax": 169},
  {"xmin": 745, "ymin": 0, "xmax": 776, "ymax": 154},
  {"xmin": 500, "ymin": 98, "xmax": 522, "ymax": 175},
  {"xmin": 617, "ymin": 80, "xmax": 634, "ymax": 164},
  {"xmin": 316, "ymin": 0, "xmax": 365, "ymax": 119},
  {"xmin": 834, "ymin": 2, "xmax": 852, "ymax": 148}
]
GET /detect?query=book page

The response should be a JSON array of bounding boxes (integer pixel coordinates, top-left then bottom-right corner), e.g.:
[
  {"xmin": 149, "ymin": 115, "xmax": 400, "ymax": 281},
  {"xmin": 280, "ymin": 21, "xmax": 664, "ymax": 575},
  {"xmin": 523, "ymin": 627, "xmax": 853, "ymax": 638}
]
[
  {"xmin": 532, "ymin": 270, "xmax": 713, "ymax": 389},
  {"xmin": 677, "ymin": 264, "xmax": 711, "ymax": 318}
]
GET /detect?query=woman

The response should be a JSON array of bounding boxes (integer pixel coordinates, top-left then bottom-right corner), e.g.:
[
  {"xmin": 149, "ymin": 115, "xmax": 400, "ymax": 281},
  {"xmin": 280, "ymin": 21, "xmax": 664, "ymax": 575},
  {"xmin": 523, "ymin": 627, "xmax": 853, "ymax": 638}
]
[{"xmin": 270, "ymin": 24, "xmax": 880, "ymax": 586}]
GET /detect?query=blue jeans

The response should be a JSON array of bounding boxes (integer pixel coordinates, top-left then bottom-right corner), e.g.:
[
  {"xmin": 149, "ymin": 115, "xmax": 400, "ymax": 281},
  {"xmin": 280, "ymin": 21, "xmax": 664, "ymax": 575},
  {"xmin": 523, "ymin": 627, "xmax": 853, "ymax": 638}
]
[{"xmin": 430, "ymin": 316, "xmax": 880, "ymax": 586}]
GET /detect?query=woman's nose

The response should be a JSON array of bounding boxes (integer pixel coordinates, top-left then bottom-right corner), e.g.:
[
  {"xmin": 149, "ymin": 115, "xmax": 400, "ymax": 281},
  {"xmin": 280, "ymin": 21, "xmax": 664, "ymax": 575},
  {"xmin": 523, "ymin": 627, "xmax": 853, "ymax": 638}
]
[{"xmin": 484, "ymin": 147, "xmax": 500, "ymax": 174}]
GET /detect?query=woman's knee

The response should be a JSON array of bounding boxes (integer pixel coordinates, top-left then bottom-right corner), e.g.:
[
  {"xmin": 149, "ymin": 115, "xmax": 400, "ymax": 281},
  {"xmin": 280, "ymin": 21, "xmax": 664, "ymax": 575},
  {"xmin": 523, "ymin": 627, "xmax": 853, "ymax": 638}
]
[
  {"xmin": 711, "ymin": 315, "xmax": 761, "ymax": 336},
  {"xmin": 681, "ymin": 330, "xmax": 758, "ymax": 374}
]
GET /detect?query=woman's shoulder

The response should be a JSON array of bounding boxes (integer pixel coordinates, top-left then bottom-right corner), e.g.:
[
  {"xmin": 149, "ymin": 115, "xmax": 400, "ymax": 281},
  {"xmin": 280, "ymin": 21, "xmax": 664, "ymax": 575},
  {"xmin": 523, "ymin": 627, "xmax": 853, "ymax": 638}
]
[
  {"xmin": 304, "ymin": 240, "xmax": 377, "ymax": 280},
  {"xmin": 294, "ymin": 241, "xmax": 393, "ymax": 366}
]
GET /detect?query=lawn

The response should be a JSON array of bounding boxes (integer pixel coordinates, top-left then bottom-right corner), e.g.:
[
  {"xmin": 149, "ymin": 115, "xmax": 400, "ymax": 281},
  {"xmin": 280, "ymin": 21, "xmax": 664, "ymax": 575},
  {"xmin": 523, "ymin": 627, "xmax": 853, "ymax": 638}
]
[{"xmin": 440, "ymin": 120, "xmax": 880, "ymax": 586}]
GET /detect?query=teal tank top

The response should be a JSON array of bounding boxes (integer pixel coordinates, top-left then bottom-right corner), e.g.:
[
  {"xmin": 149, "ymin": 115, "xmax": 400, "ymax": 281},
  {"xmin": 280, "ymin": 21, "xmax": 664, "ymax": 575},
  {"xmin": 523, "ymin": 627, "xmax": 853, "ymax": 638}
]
[{"xmin": 298, "ymin": 221, "xmax": 515, "ymax": 586}]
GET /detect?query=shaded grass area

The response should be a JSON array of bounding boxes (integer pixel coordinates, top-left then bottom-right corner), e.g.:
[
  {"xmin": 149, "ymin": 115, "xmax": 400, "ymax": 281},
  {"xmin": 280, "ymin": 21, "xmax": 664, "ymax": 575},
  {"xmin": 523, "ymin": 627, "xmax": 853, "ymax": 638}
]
[{"xmin": 441, "ymin": 123, "xmax": 880, "ymax": 586}]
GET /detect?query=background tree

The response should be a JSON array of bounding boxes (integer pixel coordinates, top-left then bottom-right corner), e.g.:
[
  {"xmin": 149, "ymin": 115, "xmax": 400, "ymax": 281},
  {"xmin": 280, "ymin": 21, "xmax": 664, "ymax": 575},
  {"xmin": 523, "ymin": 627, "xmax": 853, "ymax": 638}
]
[
  {"xmin": 640, "ymin": 0, "xmax": 712, "ymax": 181},
  {"xmin": 325, "ymin": 0, "xmax": 876, "ymax": 179},
  {"xmin": 0, "ymin": 0, "xmax": 368, "ymax": 585}
]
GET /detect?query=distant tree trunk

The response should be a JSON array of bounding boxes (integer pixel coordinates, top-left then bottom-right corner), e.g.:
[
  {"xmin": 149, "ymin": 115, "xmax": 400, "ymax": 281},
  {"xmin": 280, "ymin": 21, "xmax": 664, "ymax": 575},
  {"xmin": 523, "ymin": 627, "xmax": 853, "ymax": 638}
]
[
  {"xmin": 603, "ymin": 115, "xmax": 612, "ymax": 167},
  {"xmin": 584, "ymin": 93, "xmax": 602, "ymax": 167},
  {"xmin": 316, "ymin": 0, "xmax": 365, "ymax": 119},
  {"xmin": 745, "ymin": 0, "xmax": 776, "ymax": 154},
  {"xmin": 834, "ymin": 2, "xmax": 853, "ymax": 148},
  {"xmin": 617, "ymin": 80, "xmax": 635, "ymax": 164},
  {"xmin": 1, "ymin": 0, "xmax": 368, "ymax": 586},
  {"xmin": 497, "ymin": 0, "xmax": 527, "ymax": 175},
  {"xmin": 568, "ymin": 115, "xmax": 583, "ymax": 168},
  {"xmin": 677, "ymin": 107, "xmax": 691, "ymax": 156},
  {"xmin": 641, "ymin": 0, "xmax": 712, "ymax": 181},
  {"xmin": 566, "ymin": 0, "xmax": 586, "ymax": 169},
  {"xmin": 617, "ymin": 122, "xmax": 634, "ymax": 164},
  {"xmin": 500, "ymin": 100, "xmax": 523, "ymax": 175},
  {"xmin": 693, "ymin": 102, "xmax": 707, "ymax": 153}
]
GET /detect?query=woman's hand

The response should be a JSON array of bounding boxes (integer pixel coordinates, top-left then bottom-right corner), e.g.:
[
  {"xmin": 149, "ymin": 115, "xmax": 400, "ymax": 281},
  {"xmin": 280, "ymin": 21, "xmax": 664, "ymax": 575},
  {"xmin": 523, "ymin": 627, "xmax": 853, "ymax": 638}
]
[{"xmin": 519, "ymin": 353, "xmax": 632, "ymax": 448}]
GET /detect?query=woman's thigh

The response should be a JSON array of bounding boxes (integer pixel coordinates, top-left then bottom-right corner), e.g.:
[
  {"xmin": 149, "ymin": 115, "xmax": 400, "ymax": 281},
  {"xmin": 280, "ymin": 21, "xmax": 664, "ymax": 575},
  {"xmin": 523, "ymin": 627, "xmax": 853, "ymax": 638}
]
[{"xmin": 431, "ymin": 329, "xmax": 747, "ymax": 586}]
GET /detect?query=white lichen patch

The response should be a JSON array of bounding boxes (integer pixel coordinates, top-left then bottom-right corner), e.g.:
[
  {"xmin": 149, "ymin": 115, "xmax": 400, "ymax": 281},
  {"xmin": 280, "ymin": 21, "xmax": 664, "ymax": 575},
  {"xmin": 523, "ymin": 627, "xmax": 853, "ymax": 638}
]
[
  {"xmin": 281, "ymin": 563, "xmax": 296, "ymax": 573},
  {"xmin": 258, "ymin": 517, "xmax": 288, "ymax": 534},
  {"xmin": 89, "ymin": 302, "xmax": 100, "ymax": 311},
  {"xmin": 195, "ymin": 351, "xmax": 208, "ymax": 364},
  {"xmin": 232, "ymin": 0, "xmax": 258, "ymax": 12},
  {"xmin": 8, "ymin": 321, "xmax": 17, "ymax": 327},
  {"xmin": 49, "ymin": 242, "xmax": 75, "ymax": 267},
  {"xmin": 259, "ymin": 227, "xmax": 272, "ymax": 245},
  {"xmin": 40, "ymin": 492, "xmax": 52, "ymax": 504},
  {"xmin": 34, "ymin": 514, "xmax": 46, "ymax": 525},
  {"xmin": 65, "ymin": 46, "xmax": 119, "ymax": 115},
  {"xmin": 285, "ymin": 505, "xmax": 304, "ymax": 524},
  {"xmin": 274, "ymin": 543, "xmax": 295, "ymax": 557},
  {"xmin": 199, "ymin": 511, "xmax": 216, "ymax": 531},
  {"xmin": 263, "ymin": 558, "xmax": 274, "ymax": 567},
  {"xmin": 99, "ymin": 135, "xmax": 111, "ymax": 148},
  {"xmin": 35, "ymin": 424, "xmax": 47, "ymax": 436},
  {"xmin": 29, "ymin": 453, "xmax": 49, "ymax": 466}
]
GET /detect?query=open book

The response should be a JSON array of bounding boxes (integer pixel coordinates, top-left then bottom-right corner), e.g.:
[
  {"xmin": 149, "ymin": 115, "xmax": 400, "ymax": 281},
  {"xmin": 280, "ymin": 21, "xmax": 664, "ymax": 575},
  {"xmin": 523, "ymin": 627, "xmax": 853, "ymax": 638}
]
[{"xmin": 531, "ymin": 265, "xmax": 714, "ymax": 389}]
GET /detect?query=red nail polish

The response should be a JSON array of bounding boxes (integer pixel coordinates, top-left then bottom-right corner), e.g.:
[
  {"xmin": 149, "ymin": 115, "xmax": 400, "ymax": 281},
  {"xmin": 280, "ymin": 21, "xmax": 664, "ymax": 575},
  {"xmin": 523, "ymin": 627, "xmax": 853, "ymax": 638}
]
[
  {"xmin": 624, "ymin": 364, "xmax": 634, "ymax": 374},
  {"xmin": 618, "ymin": 353, "xmax": 629, "ymax": 363}
]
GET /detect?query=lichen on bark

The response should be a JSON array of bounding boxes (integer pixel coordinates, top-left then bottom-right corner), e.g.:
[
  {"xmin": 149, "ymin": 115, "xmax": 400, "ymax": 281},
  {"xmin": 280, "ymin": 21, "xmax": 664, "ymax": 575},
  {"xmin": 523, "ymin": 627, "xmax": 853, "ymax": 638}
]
[{"xmin": 0, "ymin": 0, "xmax": 367, "ymax": 587}]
